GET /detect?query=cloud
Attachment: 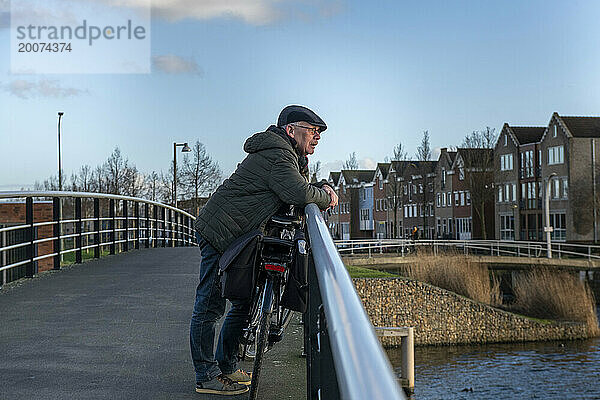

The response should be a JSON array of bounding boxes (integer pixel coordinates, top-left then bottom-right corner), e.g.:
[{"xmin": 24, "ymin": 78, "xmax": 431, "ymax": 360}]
[
  {"xmin": 3, "ymin": 79, "xmax": 88, "ymax": 99},
  {"xmin": 152, "ymin": 55, "xmax": 203, "ymax": 76},
  {"xmin": 91, "ymin": 0, "xmax": 342, "ymax": 25}
]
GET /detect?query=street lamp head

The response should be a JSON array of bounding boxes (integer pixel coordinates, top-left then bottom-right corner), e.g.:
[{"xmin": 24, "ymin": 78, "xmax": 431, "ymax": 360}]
[
  {"xmin": 182, "ymin": 143, "xmax": 191, "ymax": 152},
  {"xmin": 58, "ymin": 112, "xmax": 64, "ymax": 116}
]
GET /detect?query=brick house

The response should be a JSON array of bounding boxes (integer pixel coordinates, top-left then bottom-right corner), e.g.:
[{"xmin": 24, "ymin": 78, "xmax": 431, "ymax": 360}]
[
  {"xmin": 386, "ymin": 161, "xmax": 407, "ymax": 238},
  {"xmin": 373, "ymin": 163, "xmax": 391, "ymax": 239},
  {"xmin": 399, "ymin": 161, "xmax": 437, "ymax": 239},
  {"xmin": 434, "ymin": 148, "xmax": 457, "ymax": 239},
  {"xmin": 451, "ymin": 149, "xmax": 495, "ymax": 240},
  {"xmin": 540, "ymin": 113, "xmax": 600, "ymax": 243},
  {"xmin": 337, "ymin": 170, "xmax": 375, "ymax": 239},
  {"xmin": 326, "ymin": 172, "xmax": 342, "ymax": 239}
]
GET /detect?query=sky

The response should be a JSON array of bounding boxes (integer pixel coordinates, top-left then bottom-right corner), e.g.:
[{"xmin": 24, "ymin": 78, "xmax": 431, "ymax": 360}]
[{"xmin": 1, "ymin": 0, "xmax": 600, "ymax": 190}]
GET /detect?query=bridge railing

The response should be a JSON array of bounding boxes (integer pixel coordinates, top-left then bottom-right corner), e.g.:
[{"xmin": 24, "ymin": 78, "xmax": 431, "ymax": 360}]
[
  {"xmin": 335, "ymin": 239, "xmax": 600, "ymax": 261},
  {"xmin": 304, "ymin": 204, "xmax": 405, "ymax": 400},
  {"xmin": 0, "ymin": 191, "xmax": 197, "ymax": 286}
]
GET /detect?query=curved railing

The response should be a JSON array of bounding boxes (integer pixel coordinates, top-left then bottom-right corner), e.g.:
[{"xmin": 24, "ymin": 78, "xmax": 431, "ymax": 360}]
[
  {"xmin": 0, "ymin": 191, "xmax": 196, "ymax": 286},
  {"xmin": 304, "ymin": 204, "xmax": 405, "ymax": 399}
]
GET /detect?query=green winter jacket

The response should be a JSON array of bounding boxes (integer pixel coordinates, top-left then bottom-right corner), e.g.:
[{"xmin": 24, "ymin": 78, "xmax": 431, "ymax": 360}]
[{"xmin": 194, "ymin": 125, "xmax": 331, "ymax": 254}]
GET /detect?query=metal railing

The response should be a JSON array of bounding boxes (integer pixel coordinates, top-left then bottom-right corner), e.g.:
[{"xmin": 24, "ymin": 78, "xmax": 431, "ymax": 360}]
[
  {"xmin": 0, "ymin": 191, "xmax": 197, "ymax": 286},
  {"xmin": 304, "ymin": 204, "xmax": 405, "ymax": 400},
  {"xmin": 335, "ymin": 238, "xmax": 600, "ymax": 261}
]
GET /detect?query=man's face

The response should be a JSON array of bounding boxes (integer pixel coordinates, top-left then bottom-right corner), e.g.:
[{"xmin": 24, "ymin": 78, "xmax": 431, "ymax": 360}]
[{"xmin": 288, "ymin": 122, "xmax": 321, "ymax": 156}]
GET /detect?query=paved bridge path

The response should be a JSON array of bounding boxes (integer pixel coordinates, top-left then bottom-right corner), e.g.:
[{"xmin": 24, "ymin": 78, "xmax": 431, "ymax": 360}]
[{"xmin": 0, "ymin": 248, "xmax": 306, "ymax": 400}]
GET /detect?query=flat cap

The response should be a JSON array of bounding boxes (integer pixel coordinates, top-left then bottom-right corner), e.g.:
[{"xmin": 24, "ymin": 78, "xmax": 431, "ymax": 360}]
[{"xmin": 277, "ymin": 105, "xmax": 327, "ymax": 132}]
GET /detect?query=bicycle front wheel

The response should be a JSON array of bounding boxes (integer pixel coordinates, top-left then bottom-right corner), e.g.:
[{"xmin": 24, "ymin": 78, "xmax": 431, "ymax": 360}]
[{"xmin": 248, "ymin": 279, "xmax": 274, "ymax": 400}]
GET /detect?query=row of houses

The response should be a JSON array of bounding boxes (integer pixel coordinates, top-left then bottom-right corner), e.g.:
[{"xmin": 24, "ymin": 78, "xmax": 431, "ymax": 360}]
[{"xmin": 324, "ymin": 112, "xmax": 600, "ymax": 243}]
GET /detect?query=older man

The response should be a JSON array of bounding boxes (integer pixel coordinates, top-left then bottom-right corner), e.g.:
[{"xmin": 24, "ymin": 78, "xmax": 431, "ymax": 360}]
[{"xmin": 191, "ymin": 105, "xmax": 338, "ymax": 395}]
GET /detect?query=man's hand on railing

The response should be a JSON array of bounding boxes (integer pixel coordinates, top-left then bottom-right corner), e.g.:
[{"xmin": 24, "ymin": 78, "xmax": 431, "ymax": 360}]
[{"xmin": 322, "ymin": 185, "xmax": 338, "ymax": 209}]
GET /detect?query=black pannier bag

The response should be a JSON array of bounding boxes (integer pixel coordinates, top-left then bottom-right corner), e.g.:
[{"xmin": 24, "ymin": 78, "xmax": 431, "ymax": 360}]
[
  {"xmin": 280, "ymin": 230, "xmax": 309, "ymax": 313},
  {"xmin": 218, "ymin": 229, "xmax": 262, "ymax": 301}
]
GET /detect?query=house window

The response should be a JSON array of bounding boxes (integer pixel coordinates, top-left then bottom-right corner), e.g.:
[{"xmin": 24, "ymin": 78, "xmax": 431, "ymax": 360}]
[
  {"xmin": 500, "ymin": 154, "xmax": 514, "ymax": 171},
  {"xmin": 553, "ymin": 178, "xmax": 560, "ymax": 199},
  {"xmin": 454, "ymin": 192, "xmax": 459, "ymax": 206},
  {"xmin": 504, "ymin": 134, "xmax": 507, "ymax": 146},
  {"xmin": 548, "ymin": 146, "xmax": 564, "ymax": 165},
  {"xmin": 466, "ymin": 191, "xmax": 471, "ymax": 205},
  {"xmin": 403, "ymin": 185, "xmax": 407, "ymax": 195},
  {"xmin": 413, "ymin": 204, "xmax": 417, "ymax": 216},
  {"xmin": 441, "ymin": 168, "xmax": 446, "ymax": 187},
  {"xmin": 498, "ymin": 186, "xmax": 503, "ymax": 203},
  {"xmin": 550, "ymin": 213, "xmax": 566, "ymax": 241},
  {"xmin": 553, "ymin": 125, "xmax": 557, "ymax": 137},
  {"xmin": 505, "ymin": 184, "xmax": 510, "ymax": 202},
  {"xmin": 442, "ymin": 192, "xmax": 446, "ymax": 207},
  {"xmin": 562, "ymin": 178, "xmax": 568, "ymax": 199},
  {"xmin": 379, "ymin": 179, "xmax": 383, "ymax": 190},
  {"xmin": 500, "ymin": 215, "xmax": 515, "ymax": 240},
  {"xmin": 460, "ymin": 192, "xmax": 465, "ymax": 206},
  {"xmin": 404, "ymin": 206, "xmax": 408, "ymax": 218},
  {"xmin": 437, "ymin": 193, "xmax": 441, "ymax": 207},
  {"xmin": 521, "ymin": 183, "xmax": 526, "ymax": 199},
  {"xmin": 419, "ymin": 184, "xmax": 423, "ymax": 193},
  {"xmin": 413, "ymin": 184, "xmax": 417, "ymax": 194},
  {"xmin": 447, "ymin": 192, "xmax": 451, "ymax": 207},
  {"xmin": 459, "ymin": 167, "xmax": 464, "ymax": 180},
  {"xmin": 512, "ymin": 184, "xmax": 516, "ymax": 202}
]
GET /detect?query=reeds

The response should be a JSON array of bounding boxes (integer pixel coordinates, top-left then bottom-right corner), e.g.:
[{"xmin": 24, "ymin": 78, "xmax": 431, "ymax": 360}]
[
  {"xmin": 402, "ymin": 249, "xmax": 502, "ymax": 306},
  {"xmin": 512, "ymin": 269, "xmax": 599, "ymax": 335}
]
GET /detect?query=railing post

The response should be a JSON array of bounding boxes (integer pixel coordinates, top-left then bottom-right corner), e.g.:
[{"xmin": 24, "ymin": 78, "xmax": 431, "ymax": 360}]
[
  {"xmin": 123, "ymin": 200, "xmax": 129, "ymax": 252},
  {"xmin": 94, "ymin": 198, "xmax": 100, "ymax": 258},
  {"xmin": 401, "ymin": 327, "xmax": 415, "ymax": 395},
  {"xmin": 153, "ymin": 205, "xmax": 158, "ymax": 248},
  {"xmin": 528, "ymin": 242, "xmax": 531, "ymax": 258},
  {"xmin": 135, "ymin": 202, "xmax": 140, "ymax": 250},
  {"xmin": 53, "ymin": 197, "xmax": 62, "ymax": 269},
  {"xmin": 25, "ymin": 197, "xmax": 34, "ymax": 278},
  {"xmin": 145, "ymin": 203, "xmax": 150, "ymax": 248},
  {"xmin": 168, "ymin": 209, "xmax": 173, "ymax": 247},
  {"xmin": 75, "ymin": 197, "xmax": 82, "ymax": 264},
  {"xmin": 2, "ymin": 230, "xmax": 7, "ymax": 286},
  {"xmin": 161, "ymin": 207, "xmax": 166, "ymax": 247},
  {"xmin": 110, "ymin": 198, "xmax": 116, "ymax": 255},
  {"xmin": 588, "ymin": 246, "xmax": 591, "ymax": 261},
  {"xmin": 558, "ymin": 243, "xmax": 561, "ymax": 259}
]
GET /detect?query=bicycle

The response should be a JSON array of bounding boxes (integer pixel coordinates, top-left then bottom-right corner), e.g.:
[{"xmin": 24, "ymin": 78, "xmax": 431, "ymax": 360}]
[{"xmin": 239, "ymin": 210, "xmax": 306, "ymax": 400}]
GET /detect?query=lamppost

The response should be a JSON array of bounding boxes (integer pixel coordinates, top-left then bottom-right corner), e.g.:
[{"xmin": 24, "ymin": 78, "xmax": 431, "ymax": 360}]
[
  {"xmin": 173, "ymin": 142, "xmax": 191, "ymax": 208},
  {"xmin": 57, "ymin": 112, "xmax": 64, "ymax": 190},
  {"xmin": 544, "ymin": 172, "xmax": 557, "ymax": 258}
]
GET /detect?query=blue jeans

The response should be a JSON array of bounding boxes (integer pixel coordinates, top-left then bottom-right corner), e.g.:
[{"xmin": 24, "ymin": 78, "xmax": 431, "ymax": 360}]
[{"xmin": 190, "ymin": 234, "xmax": 251, "ymax": 384}]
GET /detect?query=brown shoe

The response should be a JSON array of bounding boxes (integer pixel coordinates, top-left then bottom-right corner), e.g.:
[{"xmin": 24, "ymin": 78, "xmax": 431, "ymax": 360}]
[
  {"xmin": 195, "ymin": 375, "xmax": 249, "ymax": 395},
  {"xmin": 224, "ymin": 369, "xmax": 252, "ymax": 385}
]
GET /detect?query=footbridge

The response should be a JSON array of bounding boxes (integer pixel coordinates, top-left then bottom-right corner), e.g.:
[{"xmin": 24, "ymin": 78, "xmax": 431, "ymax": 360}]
[
  {"xmin": 0, "ymin": 192, "xmax": 405, "ymax": 400},
  {"xmin": 337, "ymin": 239, "xmax": 600, "ymax": 271}
]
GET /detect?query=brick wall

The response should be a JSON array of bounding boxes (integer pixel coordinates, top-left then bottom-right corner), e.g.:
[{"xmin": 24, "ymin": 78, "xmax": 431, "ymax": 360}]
[{"xmin": 354, "ymin": 277, "xmax": 591, "ymax": 346}]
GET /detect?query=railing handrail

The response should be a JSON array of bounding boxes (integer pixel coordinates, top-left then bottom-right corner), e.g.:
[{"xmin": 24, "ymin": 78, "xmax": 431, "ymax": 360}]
[
  {"xmin": 0, "ymin": 191, "xmax": 196, "ymax": 220},
  {"xmin": 305, "ymin": 204, "xmax": 405, "ymax": 400}
]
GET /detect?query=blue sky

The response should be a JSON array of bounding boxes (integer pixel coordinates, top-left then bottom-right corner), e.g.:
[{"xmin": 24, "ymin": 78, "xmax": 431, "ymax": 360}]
[{"xmin": 1, "ymin": 0, "xmax": 600, "ymax": 190}]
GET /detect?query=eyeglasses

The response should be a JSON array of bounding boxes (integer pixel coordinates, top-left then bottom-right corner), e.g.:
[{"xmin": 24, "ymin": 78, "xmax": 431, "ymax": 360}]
[{"xmin": 291, "ymin": 124, "xmax": 321, "ymax": 137}]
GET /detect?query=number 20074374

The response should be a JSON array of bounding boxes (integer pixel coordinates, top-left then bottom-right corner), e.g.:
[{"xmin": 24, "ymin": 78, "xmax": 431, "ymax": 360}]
[{"xmin": 17, "ymin": 43, "xmax": 72, "ymax": 52}]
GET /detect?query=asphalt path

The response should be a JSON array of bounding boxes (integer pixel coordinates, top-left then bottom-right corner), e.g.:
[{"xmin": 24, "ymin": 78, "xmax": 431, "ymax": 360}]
[{"xmin": 0, "ymin": 248, "xmax": 306, "ymax": 400}]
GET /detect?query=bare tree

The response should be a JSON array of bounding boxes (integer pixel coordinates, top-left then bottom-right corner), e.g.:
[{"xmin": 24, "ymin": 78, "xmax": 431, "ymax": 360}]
[
  {"xmin": 460, "ymin": 127, "xmax": 497, "ymax": 239},
  {"xmin": 180, "ymin": 141, "xmax": 222, "ymax": 215},
  {"xmin": 416, "ymin": 130, "xmax": 431, "ymax": 161},
  {"xmin": 309, "ymin": 160, "xmax": 322, "ymax": 183},
  {"xmin": 387, "ymin": 144, "xmax": 408, "ymax": 238},
  {"xmin": 91, "ymin": 164, "xmax": 107, "ymax": 193},
  {"xmin": 160, "ymin": 167, "xmax": 175, "ymax": 206},
  {"xmin": 123, "ymin": 165, "xmax": 145, "ymax": 197},
  {"xmin": 105, "ymin": 147, "xmax": 130, "ymax": 195},
  {"xmin": 144, "ymin": 171, "xmax": 161, "ymax": 202},
  {"xmin": 71, "ymin": 165, "xmax": 93, "ymax": 192},
  {"xmin": 343, "ymin": 152, "xmax": 359, "ymax": 170}
]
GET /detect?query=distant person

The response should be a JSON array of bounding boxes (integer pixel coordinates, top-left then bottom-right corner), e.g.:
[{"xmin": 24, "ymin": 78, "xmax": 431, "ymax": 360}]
[
  {"xmin": 411, "ymin": 226, "xmax": 418, "ymax": 241},
  {"xmin": 190, "ymin": 105, "xmax": 338, "ymax": 396}
]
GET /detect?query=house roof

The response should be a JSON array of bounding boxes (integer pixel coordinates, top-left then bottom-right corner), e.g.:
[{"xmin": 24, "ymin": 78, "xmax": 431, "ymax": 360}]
[
  {"xmin": 390, "ymin": 160, "xmax": 437, "ymax": 175},
  {"xmin": 376, "ymin": 162, "xmax": 391, "ymax": 179},
  {"xmin": 328, "ymin": 171, "xmax": 341, "ymax": 186},
  {"xmin": 341, "ymin": 169, "xmax": 375, "ymax": 184},
  {"xmin": 559, "ymin": 115, "xmax": 600, "ymax": 138},
  {"xmin": 509, "ymin": 126, "xmax": 545, "ymax": 144}
]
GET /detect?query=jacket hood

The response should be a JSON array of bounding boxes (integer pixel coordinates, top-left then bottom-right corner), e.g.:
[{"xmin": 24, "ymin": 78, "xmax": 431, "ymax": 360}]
[{"xmin": 243, "ymin": 125, "xmax": 297, "ymax": 154}]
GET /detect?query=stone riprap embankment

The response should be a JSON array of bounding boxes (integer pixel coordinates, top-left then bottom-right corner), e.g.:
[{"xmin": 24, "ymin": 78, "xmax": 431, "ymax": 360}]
[{"xmin": 353, "ymin": 277, "xmax": 590, "ymax": 346}]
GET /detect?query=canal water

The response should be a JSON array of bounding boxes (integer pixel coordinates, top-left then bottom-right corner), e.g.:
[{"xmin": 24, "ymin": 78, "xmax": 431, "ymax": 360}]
[{"xmin": 386, "ymin": 311, "xmax": 600, "ymax": 399}]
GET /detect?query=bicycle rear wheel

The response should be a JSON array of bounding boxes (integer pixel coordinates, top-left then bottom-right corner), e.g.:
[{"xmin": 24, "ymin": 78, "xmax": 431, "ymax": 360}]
[{"xmin": 248, "ymin": 279, "xmax": 274, "ymax": 400}]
